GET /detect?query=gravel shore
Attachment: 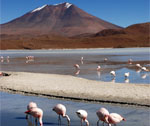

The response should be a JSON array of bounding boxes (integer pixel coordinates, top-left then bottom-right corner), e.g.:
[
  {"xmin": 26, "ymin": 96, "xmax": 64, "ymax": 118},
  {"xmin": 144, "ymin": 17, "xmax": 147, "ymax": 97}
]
[{"xmin": 0, "ymin": 72, "xmax": 149, "ymax": 106}]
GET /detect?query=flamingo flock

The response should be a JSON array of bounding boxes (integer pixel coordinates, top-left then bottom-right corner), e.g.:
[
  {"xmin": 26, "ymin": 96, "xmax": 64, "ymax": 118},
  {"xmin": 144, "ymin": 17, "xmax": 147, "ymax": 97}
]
[
  {"xmin": 1, "ymin": 55, "xmax": 149, "ymax": 82},
  {"xmin": 25, "ymin": 102, "xmax": 125, "ymax": 126},
  {"xmin": 73, "ymin": 57, "xmax": 149, "ymax": 83},
  {"xmin": 0, "ymin": 56, "xmax": 10, "ymax": 63}
]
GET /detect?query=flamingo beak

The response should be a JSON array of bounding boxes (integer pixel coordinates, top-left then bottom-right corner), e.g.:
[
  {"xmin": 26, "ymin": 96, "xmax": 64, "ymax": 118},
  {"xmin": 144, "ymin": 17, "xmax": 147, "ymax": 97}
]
[
  {"xmin": 24, "ymin": 110, "xmax": 30, "ymax": 114},
  {"xmin": 123, "ymin": 118, "xmax": 126, "ymax": 121}
]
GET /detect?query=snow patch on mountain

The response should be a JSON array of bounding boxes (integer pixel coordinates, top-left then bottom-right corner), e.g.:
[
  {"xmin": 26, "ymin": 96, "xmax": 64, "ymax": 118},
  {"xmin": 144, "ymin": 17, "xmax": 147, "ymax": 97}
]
[
  {"xmin": 31, "ymin": 5, "xmax": 47, "ymax": 13},
  {"xmin": 53, "ymin": 2, "xmax": 72, "ymax": 8},
  {"xmin": 65, "ymin": 3, "xmax": 72, "ymax": 8}
]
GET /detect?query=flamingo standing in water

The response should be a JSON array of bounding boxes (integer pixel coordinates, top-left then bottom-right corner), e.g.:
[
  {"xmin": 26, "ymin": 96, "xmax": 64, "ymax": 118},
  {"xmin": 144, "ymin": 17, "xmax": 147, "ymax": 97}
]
[
  {"xmin": 104, "ymin": 58, "xmax": 108, "ymax": 62},
  {"xmin": 141, "ymin": 67, "xmax": 149, "ymax": 72},
  {"xmin": 124, "ymin": 72, "xmax": 129, "ymax": 78},
  {"xmin": 128, "ymin": 59, "xmax": 133, "ymax": 65},
  {"xmin": 81, "ymin": 57, "xmax": 84, "ymax": 64},
  {"xmin": 105, "ymin": 113, "xmax": 126, "ymax": 126},
  {"xmin": 26, "ymin": 102, "xmax": 37, "ymax": 119},
  {"xmin": 25, "ymin": 107, "xmax": 43, "ymax": 126},
  {"xmin": 74, "ymin": 64, "xmax": 80, "ymax": 70},
  {"xmin": 53, "ymin": 104, "xmax": 70, "ymax": 126},
  {"xmin": 96, "ymin": 107, "xmax": 109, "ymax": 126},
  {"xmin": 136, "ymin": 64, "xmax": 142, "ymax": 68},
  {"xmin": 76, "ymin": 109, "xmax": 89, "ymax": 126},
  {"xmin": 110, "ymin": 71, "xmax": 116, "ymax": 78},
  {"xmin": 97, "ymin": 65, "xmax": 101, "ymax": 71}
]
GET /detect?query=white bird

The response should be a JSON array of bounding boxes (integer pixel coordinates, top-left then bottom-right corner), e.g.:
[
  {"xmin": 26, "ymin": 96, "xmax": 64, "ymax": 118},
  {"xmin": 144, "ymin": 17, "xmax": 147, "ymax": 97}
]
[
  {"xmin": 25, "ymin": 107, "xmax": 43, "ymax": 126},
  {"xmin": 26, "ymin": 102, "xmax": 38, "ymax": 119},
  {"xmin": 105, "ymin": 113, "xmax": 126, "ymax": 125},
  {"xmin": 81, "ymin": 57, "xmax": 84, "ymax": 64},
  {"xmin": 124, "ymin": 72, "xmax": 129, "ymax": 78},
  {"xmin": 125, "ymin": 78, "xmax": 129, "ymax": 83},
  {"xmin": 128, "ymin": 59, "xmax": 133, "ymax": 64},
  {"xmin": 136, "ymin": 64, "xmax": 142, "ymax": 68},
  {"xmin": 141, "ymin": 67, "xmax": 149, "ymax": 72},
  {"xmin": 7, "ymin": 56, "xmax": 10, "ymax": 59},
  {"xmin": 81, "ymin": 57, "xmax": 84, "ymax": 61},
  {"xmin": 0, "ymin": 56, "xmax": 4, "ymax": 59},
  {"xmin": 110, "ymin": 71, "xmax": 116, "ymax": 77},
  {"xmin": 97, "ymin": 65, "xmax": 101, "ymax": 71},
  {"xmin": 76, "ymin": 110, "xmax": 89, "ymax": 126},
  {"xmin": 96, "ymin": 107, "xmax": 109, "ymax": 126},
  {"xmin": 141, "ymin": 74, "xmax": 147, "ymax": 79},
  {"xmin": 74, "ymin": 64, "xmax": 80, "ymax": 70},
  {"xmin": 53, "ymin": 104, "xmax": 70, "ymax": 126},
  {"xmin": 104, "ymin": 58, "xmax": 108, "ymax": 62}
]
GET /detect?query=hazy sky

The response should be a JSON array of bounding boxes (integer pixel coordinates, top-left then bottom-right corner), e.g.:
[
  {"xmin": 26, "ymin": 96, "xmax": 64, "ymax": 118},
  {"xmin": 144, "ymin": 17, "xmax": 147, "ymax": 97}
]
[{"xmin": 1, "ymin": 0, "xmax": 149, "ymax": 27}]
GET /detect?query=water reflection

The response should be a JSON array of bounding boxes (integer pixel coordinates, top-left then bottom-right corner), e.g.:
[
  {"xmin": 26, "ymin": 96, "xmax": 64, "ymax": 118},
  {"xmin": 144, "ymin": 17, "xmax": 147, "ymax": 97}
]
[
  {"xmin": 74, "ymin": 70, "xmax": 80, "ymax": 75},
  {"xmin": 141, "ymin": 74, "xmax": 147, "ymax": 79},
  {"xmin": 1, "ymin": 92, "xmax": 150, "ymax": 126},
  {"xmin": 27, "ymin": 119, "xmax": 36, "ymax": 126},
  {"xmin": 111, "ymin": 78, "xmax": 116, "ymax": 83},
  {"xmin": 125, "ymin": 78, "xmax": 130, "ymax": 83},
  {"xmin": 97, "ymin": 71, "xmax": 101, "ymax": 79},
  {"xmin": 0, "ymin": 48, "xmax": 150, "ymax": 84}
]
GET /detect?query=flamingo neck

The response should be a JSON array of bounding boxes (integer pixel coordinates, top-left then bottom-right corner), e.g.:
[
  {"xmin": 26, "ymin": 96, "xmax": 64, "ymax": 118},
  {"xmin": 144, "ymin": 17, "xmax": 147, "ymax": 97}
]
[
  {"xmin": 85, "ymin": 119, "xmax": 89, "ymax": 126},
  {"xmin": 39, "ymin": 117, "xmax": 43, "ymax": 126},
  {"xmin": 63, "ymin": 115, "xmax": 70, "ymax": 126}
]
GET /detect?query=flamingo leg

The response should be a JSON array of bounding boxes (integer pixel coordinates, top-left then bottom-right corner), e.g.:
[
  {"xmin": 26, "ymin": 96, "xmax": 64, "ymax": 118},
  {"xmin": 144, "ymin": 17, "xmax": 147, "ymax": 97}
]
[
  {"xmin": 103, "ymin": 122, "xmax": 104, "ymax": 126},
  {"xmin": 97, "ymin": 120, "xmax": 99, "ymax": 126},
  {"xmin": 80, "ymin": 119, "xmax": 83, "ymax": 126},
  {"xmin": 58, "ymin": 115, "xmax": 61, "ymax": 126},
  {"xmin": 107, "ymin": 123, "xmax": 111, "ymax": 126},
  {"xmin": 26, "ymin": 114, "xmax": 28, "ymax": 119},
  {"xmin": 60, "ymin": 116, "xmax": 61, "ymax": 126},
  {"xmin": 35, "ymin": 118, "xmax": 38, "ymax": 125}
]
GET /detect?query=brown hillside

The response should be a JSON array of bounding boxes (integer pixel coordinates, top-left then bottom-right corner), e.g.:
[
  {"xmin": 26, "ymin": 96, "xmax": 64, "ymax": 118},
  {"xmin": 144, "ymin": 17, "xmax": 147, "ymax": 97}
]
[{"xmin": 0, "ymin": 23, "xmax": 149, "ymax": 50}]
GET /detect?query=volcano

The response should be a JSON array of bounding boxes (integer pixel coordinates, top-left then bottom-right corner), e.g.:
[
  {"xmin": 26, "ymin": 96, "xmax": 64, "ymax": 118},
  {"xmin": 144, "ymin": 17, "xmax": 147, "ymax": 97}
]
[{"xmin": 1, "ymin": 2, "xmax": 121, "ymax": 36}]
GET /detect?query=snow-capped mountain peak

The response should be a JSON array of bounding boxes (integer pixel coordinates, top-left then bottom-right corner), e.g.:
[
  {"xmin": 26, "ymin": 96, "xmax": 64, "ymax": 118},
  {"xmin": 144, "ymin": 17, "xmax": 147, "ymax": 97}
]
[
  {"xmin": 31, "ymin": 5, "xmax": 47, "ymax": 13},
  {"xmin": 65, "ymin": 2, "xmax": 72, "ymax": 8},
  {"xmin": 53, "ymin": 2, "xmax": 72, "ymax": 8}
]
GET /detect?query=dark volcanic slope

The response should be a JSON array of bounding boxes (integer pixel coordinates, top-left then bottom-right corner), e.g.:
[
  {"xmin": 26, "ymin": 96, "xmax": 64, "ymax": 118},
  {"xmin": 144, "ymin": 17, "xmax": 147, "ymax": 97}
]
[
  {"xmin": 1, "ymin": 2, "xmax": 120, "ymax": 36},
  {"xmin": 0, "ymin": 22, "xmax": 149, "ymax": 49}
]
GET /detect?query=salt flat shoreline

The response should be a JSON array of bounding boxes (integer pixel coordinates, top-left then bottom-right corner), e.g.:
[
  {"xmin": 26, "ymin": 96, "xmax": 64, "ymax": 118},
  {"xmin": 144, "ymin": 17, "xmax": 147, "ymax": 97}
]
[{"xmin": 0, "ymin": 71, "xmax": 150, "ymax": 107}]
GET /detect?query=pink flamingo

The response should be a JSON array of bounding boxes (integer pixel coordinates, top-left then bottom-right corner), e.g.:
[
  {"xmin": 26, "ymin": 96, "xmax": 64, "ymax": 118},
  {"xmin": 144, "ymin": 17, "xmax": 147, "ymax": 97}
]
[
  {"xmin": 124, "ymin": 72, "xmax": 129, "ymax": 79},
  {"xmin": 53, "ymin": 104, "xmax": 70, "ymax": 126},
  {"xmin": 74, "ymin": 64, "xmax": 80, "ymax": 70},
  {"xmin": 26, "ymin": 102, "xmax": 37, "ymax": 119},
  {"xmin": 110, "ymin": 71, "xmax": 116, "ymax": 77},
  {"xmin": 104, "ymin": 58, "xmax": 108, "ymax": 62},
  {"xmin": 136, "ymin": 64, "xmax": 142, "ymax": 68},
  {"xmin": 76, "ymin": 109, "xmax": 89, "ymax": 126},
  {"xmin": 97, "ymin": 65, "xmax": 101, "ymax": 71},
  {"xmin": 0, "ymin": 72, "xmax": 3, "ymax": 76},
  {"xmin": 105, "ymin": 113, "xmax": 126, "ymax": 126},
  {"xmin": 141, "ymin": 67, "xmax": 149, "ymax": 72},
  {"xmin": 25, "ymin": 107, "xmax": 43, "ymax": 126},
  {"xmin": 128, "ymin": 59, "xmax": 133, "ymax": 65},
  {"xmin": 81, "ymin": 57, "xmax": 84, "ymax": 64},
  {"xmin": 96, "ymin": 108, "xmax": 109, "ymax": 126}
]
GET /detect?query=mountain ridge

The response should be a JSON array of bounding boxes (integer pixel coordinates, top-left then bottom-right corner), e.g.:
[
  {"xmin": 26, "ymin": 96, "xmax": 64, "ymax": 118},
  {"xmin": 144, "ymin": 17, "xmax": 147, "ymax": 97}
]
[{"xmin": 1, "ymin": 2, "xmax": 121, "ymax": 36}]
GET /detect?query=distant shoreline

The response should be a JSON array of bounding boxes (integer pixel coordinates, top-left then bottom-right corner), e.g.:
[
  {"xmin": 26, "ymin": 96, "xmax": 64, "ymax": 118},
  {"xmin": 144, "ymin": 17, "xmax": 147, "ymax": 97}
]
[
  {"xmin": 0, "ymin": 47, "xmax": 149, "ymax": 51},
  {"xmin": 0, "ymin": 71, "xmax": 150, "ymax": 107}
]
